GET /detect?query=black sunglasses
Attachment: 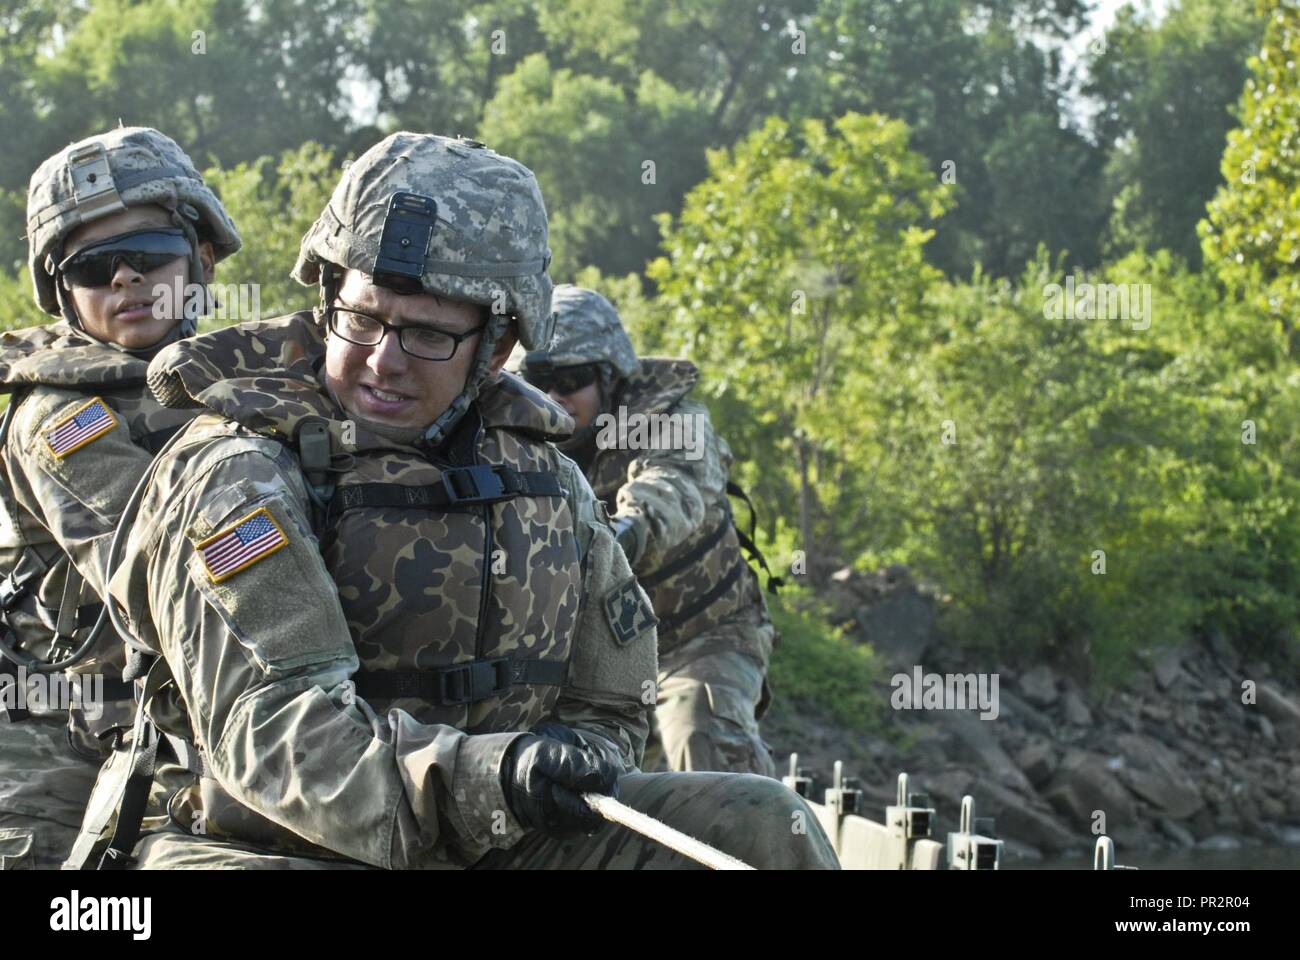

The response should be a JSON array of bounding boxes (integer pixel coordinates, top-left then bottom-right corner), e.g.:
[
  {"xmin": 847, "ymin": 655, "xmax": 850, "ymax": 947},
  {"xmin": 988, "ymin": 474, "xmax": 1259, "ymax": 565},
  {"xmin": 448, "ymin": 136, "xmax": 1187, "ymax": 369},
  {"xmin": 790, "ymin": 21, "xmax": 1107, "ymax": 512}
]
[
  {"xmin": 58, "ymin": 228, "xmax": 192, "ymax": 288},
  {"xmin": 524, "ymin": 363, "xmax": 600, "ymax": 395}
]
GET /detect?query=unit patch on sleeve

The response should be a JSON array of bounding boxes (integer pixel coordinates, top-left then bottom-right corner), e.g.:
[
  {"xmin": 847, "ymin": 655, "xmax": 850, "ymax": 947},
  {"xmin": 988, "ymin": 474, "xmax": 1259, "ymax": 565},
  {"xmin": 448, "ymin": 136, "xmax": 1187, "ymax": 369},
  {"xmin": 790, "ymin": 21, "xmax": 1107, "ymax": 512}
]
[
  {"xmin": 603, "ymin": 576, "xmax": 658, "ymax": 647},
  {"xmin": 44, "ymin": 397, "xmax": 117, "ymax": 458},
  {"xmin": 195, "ymin": 506, "xmax": 288, "ymax": 583}
]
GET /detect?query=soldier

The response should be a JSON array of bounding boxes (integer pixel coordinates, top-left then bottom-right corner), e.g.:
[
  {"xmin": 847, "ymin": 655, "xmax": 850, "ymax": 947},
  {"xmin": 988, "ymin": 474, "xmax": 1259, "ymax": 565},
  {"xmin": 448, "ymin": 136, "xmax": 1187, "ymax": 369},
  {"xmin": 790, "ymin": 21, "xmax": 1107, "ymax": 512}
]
[
  {"xmin": 74, "ymin": 132, "xmax": 836, "ymax": 869},
  {"xmin": 510, "ymin": 287, "xmax": 780, "ymax": 777},
  {"xmin": 0, "ymin": 127, "xmax": 241, "ymax": 869}
]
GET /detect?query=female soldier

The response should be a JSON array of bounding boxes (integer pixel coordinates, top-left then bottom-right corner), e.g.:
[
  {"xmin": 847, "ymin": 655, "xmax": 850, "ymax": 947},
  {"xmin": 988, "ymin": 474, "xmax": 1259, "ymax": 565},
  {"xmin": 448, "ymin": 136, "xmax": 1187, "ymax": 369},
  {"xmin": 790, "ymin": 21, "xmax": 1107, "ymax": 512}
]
[{"xmin": 0, "ymin": 126, "xmax": 240, "ymax": 868}]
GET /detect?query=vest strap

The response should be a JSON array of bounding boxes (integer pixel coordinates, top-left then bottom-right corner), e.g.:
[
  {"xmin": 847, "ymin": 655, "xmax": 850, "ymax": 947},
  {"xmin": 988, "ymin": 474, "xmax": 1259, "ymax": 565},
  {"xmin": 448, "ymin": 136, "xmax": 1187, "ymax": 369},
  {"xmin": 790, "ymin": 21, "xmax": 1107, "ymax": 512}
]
[
  {"xmin": 656, "ymin": 558, "xmax": 747, "ymax": 636},
  {"xmin": 726, "ymin": 481, "xmax": 784, "ymax": 595},
  {"xmin": 638, "ymin": 508, "xmax": 733, "ymax": 590},
  {"xmin": 137, "ymin": 423, "xmax": 185, "ymax": 455},
  {"xmin": 328, "ymin": 465, "xmax": 564, "ymax": 516},
  {"xmin": 353, "ymin": 656, "xmax": 568, "ymax": 706}
]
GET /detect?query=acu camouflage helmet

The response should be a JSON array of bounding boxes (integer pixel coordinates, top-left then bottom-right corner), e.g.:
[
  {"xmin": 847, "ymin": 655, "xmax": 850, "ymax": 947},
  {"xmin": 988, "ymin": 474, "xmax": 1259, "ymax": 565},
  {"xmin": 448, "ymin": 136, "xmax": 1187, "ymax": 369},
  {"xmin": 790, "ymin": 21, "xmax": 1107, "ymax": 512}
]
[
  {"xmin": 293, "ymin": 132, "xmax": 555, "ymax": 351},
  {"xmin": 510, "ymin": 284, "xmax": 639, "ymax": 379},
  {"xmin": 26, "ymin": 126, "xmax": 241, "ymax": 318}
]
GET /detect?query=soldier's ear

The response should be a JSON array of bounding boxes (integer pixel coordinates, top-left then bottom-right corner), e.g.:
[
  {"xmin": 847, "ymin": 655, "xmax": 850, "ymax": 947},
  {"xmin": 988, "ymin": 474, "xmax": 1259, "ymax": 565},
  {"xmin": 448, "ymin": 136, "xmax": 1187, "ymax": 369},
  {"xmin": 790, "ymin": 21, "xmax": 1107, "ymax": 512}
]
[
  {"xmin": 488, "ymin": 324, "xmax": 518, "ymax": 375},
  {"xmin": 198, "ymin": 240, "xmax": 216, "ymax": 283}
]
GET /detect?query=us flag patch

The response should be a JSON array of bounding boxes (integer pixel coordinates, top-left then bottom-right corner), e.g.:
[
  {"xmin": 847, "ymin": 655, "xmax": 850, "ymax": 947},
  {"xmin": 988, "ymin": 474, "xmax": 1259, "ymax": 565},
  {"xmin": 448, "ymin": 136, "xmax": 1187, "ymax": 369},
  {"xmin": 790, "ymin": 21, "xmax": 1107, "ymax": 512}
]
[
  {"xmin": 196, "ymin": 507, "xmax": 288, "ymax": 583},
  {"xmin": 44, "ymin": 397, "xmax": 117, "ymax": 458}
]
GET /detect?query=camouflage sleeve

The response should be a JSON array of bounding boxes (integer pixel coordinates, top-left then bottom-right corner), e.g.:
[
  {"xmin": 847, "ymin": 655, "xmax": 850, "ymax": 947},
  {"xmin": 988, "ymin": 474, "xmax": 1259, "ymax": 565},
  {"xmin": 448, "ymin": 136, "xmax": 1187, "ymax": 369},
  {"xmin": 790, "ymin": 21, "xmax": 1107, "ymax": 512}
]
[
  {"xmin": 110, "ymin": 431, "xmax": 529, "ymax": 868},
  {"xmin": 613, "ymin": 398, "xmax": 728, "ymax": 570},
  {"xmin": 549, "ymin": 455, "xmax": 657, "ymax": 771},
  {"xmin": 6, "ymin": 390, "xmax": 157, "ymax": 603}
]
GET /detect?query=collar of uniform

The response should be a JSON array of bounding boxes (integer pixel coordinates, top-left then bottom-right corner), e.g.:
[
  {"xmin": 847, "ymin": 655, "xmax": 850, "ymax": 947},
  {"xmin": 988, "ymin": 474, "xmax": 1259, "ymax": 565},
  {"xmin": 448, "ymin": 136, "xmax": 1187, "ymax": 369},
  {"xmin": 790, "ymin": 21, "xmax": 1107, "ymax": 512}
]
[
  {"xmin": 614, "ymin": 357, "xmax": 699, "ymax": 417},
  {"xmin": 147, "ymin": 313, "xmax": 570, "ymax": 456},
  {"xmin": 144, "ymin": 312, "xmax": 409, "ymax": 454},
  {"xmin": 0, "ymin": 319, "xmax": 149, "ymax": 391},
  {"xmin": 481, "ymin": 370, "xmax": 576, "ymax": 442}
]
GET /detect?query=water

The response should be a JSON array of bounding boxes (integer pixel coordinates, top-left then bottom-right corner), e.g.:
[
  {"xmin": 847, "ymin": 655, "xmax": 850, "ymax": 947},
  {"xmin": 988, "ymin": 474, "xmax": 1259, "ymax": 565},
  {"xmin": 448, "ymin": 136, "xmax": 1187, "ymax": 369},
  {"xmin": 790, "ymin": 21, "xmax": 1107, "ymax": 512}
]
[{"xmin": 1011, "ymin": 847, "xmax": 1300, "ymax": 870}]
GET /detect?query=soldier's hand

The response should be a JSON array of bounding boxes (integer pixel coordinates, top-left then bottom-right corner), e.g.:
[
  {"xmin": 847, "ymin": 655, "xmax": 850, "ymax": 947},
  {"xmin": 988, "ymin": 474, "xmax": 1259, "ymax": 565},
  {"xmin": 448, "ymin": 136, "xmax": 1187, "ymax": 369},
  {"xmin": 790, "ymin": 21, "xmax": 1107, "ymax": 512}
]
[
  {"xmin": 501, "ymin": 724, "xmax": 619, "ymax": 835},
  {"xmin": 611, "ymin": 514, "xmax": 644, "ymax": 565}
]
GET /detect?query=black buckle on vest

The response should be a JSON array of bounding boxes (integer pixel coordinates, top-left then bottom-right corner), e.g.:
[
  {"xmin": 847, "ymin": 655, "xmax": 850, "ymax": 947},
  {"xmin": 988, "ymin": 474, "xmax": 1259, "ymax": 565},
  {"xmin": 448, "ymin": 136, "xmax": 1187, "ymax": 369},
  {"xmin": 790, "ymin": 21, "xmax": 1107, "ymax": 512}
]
[
  {"xmin": 0, "ymin": 553, "xmax": 47, "ymax": 611},
  {"xmin": 439, "ymin": 657, "xmax": 511, "ymax": 705},
  {"xmin": 0, "ymin": 574, "xmax": 25, "ymax": 612},
  {"xmin": 441, "ymin": 465, "xmax": 507, "ymax": 505}
]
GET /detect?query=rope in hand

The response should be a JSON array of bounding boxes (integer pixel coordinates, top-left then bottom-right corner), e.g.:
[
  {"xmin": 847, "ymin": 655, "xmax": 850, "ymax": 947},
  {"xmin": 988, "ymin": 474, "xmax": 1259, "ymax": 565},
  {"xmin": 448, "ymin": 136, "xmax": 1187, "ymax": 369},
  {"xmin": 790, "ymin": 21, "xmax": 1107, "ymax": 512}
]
[{"xmin": 581, "ymin": 792, "xmax": 756, "ymax": 870}]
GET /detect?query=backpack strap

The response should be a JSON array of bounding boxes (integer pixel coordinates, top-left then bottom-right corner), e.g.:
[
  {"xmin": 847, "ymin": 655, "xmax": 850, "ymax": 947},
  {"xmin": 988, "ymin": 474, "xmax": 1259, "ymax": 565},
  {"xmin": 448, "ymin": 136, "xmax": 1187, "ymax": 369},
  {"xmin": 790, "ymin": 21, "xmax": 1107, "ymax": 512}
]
[{"xmin": 726, "ymin": 481, "xmax": 784, "ymax": 595}]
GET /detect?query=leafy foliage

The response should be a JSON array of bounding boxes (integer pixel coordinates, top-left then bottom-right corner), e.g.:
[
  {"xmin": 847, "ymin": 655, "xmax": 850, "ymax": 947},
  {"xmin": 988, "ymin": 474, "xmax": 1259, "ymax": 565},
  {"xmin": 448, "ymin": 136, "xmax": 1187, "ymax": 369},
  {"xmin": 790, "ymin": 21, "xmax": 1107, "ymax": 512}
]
[{"xmin": 1201, "ymin": 0, "xmax": 1300, "ymax": 348}]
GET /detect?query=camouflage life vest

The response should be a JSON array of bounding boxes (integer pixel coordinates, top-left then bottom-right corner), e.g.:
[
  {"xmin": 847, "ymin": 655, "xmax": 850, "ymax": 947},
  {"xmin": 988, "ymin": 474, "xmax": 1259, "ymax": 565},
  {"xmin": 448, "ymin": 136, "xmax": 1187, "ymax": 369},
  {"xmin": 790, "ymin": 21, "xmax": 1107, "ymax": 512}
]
[
  {"xmin": 145, "ymin": 314, "xmax": 585, "ymax": 856},
  {"xmin": 586, "ymin": 358, "xmax": 758, "ymax": 652},
  {"xmin": 0, "ymin": 322, "xmax": 195, "ymax": 726}
]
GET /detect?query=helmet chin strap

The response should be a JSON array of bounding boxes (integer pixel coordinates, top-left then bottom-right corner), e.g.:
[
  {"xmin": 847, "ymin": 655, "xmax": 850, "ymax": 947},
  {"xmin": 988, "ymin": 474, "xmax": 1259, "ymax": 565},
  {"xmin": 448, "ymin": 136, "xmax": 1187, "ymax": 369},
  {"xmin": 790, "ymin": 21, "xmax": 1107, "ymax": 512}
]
[{"xmin": 419, "ymin": 310, "xmax": 510, "ymax": 450}]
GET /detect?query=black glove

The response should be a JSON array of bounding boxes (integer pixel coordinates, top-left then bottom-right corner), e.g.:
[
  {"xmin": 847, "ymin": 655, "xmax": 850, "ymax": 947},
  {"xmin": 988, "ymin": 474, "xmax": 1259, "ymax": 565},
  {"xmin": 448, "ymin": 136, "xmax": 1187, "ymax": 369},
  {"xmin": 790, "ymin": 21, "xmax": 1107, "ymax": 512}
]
[{"xmin": 501, "ymin": 723, "xmax": 620, "ymax": 835}]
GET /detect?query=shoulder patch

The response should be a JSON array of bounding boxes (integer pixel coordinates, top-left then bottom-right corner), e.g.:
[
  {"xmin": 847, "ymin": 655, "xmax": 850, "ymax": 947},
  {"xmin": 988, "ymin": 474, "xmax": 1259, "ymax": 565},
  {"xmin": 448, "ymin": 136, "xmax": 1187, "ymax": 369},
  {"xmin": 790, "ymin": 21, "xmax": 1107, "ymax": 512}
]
[
  {"xmin": 195, "ymin": 506, "xmax": 289, "ymax": 583},
  {"xmin": 43, "ymin": 396, "xmax": 117, "ymax": 458},
  {"xmin": 603, "ymin": 576, "xmax": 658, "ymax": 647}
]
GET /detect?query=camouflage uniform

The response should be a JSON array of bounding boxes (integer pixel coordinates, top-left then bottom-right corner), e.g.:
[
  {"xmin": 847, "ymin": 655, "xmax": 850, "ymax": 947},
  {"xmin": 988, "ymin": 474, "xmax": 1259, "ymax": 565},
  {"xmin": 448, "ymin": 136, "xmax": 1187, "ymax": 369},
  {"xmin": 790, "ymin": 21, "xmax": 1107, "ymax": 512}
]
[
  {"xmin": 511, "ymin": 286, "xmax": 778, "ymax": 777},
  {"xmin": 78, "ymin": 134, "xmax": 835, "ymax": 870},
  {"xmin": 0, "ymin": 128, "xmax": 240, "ymax": 869}
]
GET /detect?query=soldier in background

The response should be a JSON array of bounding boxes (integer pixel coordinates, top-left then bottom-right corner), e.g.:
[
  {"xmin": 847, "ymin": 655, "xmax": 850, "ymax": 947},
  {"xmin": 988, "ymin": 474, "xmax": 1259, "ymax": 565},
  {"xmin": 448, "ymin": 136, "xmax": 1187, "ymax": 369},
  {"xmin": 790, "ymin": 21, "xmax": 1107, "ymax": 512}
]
[
  {"xmin": 0, "ymin": 127, "xmax": 240, "ymax": 868},
  {"xmin": 73, "ymin": 133, "xmax": 836, "ymax": 869},
  {"xmin": 512, "ymin": 286, "xmax": 779, "ymax": 777}
]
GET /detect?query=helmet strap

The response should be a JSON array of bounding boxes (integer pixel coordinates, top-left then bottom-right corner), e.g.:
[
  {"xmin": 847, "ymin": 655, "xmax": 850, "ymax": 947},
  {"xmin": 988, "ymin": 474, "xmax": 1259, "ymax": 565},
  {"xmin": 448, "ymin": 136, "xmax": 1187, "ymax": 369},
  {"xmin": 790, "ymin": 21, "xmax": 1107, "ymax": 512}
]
[{"xmin": 419, "ymin": 307, "xmax": 511, "ymax": 450}]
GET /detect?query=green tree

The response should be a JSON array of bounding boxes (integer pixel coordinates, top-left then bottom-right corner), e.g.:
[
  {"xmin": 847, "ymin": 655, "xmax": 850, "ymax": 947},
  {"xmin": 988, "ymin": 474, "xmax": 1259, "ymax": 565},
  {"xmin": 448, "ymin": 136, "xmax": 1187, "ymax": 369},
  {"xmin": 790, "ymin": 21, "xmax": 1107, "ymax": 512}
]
[
  {"xmin": 1088, "ymin": 0, "xmax": 1264, "ymax": 265},
  {"xmin": 1200, "ymin": 0, "xmax": 1300, "ymax": 349},
  {"xmin": 201, "ymin": 142, "xmax": 342, "ymax": 322},
  {"xmin": 649, "ymin": 113, "xmax": 952, "ymax": 580},
  {"xmin": 480, "ymin": 55, "xmax": 712, "ymax": 279},
  {"xmin": 804, "ymin": 0, "xmax": 1105, "ymax": 278}
]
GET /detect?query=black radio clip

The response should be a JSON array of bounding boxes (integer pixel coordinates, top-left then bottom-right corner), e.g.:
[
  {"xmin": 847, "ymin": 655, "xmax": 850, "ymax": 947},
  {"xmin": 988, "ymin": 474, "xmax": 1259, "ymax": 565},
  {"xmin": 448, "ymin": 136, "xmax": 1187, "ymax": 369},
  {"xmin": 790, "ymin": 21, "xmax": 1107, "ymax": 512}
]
[{"xmin": 372, "ymin": 192, "xmax": 437, "ymax": 294}]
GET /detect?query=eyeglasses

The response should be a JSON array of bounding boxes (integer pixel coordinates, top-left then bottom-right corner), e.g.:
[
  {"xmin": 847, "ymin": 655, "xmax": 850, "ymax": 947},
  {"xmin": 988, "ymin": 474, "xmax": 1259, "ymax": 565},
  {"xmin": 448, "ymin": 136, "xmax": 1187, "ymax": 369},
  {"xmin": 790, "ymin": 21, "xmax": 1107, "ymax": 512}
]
[
  {"xmin": 326, "ymin": 305, "xmax": 485, "ymax": 361},
  {"xmin": 58, "ymin": 228, "xmax": 192, "ymax": 288},
  {"xmin": 524, "ymin": 363, "xmax": 600, "ymax": 395}
]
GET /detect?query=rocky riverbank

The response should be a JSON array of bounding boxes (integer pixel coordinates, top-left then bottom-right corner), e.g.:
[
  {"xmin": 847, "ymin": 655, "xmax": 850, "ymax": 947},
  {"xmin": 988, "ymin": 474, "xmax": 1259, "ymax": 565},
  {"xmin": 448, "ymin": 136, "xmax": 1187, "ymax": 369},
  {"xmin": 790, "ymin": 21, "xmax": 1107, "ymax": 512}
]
[{"xmin": 763, "ymin": 566, "xmax": 1300, "ymax": 862}]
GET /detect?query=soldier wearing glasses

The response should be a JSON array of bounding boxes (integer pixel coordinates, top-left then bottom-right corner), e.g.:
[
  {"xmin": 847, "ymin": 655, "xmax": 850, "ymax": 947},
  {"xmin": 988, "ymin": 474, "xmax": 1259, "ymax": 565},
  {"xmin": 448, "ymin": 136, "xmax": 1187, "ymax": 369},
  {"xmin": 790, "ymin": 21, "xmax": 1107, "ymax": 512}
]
[{"xmin": 79, "ymin": 133, "xmax": 837, "ymax": 870}]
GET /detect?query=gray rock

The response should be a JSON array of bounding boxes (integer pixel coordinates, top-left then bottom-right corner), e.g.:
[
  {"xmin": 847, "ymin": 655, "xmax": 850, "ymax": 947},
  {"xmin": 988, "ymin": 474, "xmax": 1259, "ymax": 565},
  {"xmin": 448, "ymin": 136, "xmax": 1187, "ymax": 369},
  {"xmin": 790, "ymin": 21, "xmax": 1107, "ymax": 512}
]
[
  {"xmin": 1062, "ymin": 689, "xmax": 1093, "ymax": 726},
  {"xmin": 1043, "ymin": 750, "xmax": 1138, "ymax": 826},
  {"xmin": 1157, "ymin": 817, "xmax": 1196, "ymax": 848},
  {"xmin": 1242, "ymin": 660, "xmax": 1272, "ymax": 682},
  {"xmin": 995, "ymin": 688, "xmax": 1055, "ymax": 736},
  {"xmin": 935, "ymin": 710, "xmax": 1033, "ymax": 794},
  {"xmin": 1140, "ymin": 702, "xmax": 1171, "ymax": 723},
  {"xmin": 1016, "ymin": 738, "xmax": 1059, "ymax": 789},
  {"xmin": 1255, "ymin": 683, "xmax": 1300, "ymax": 747},
  {"xmin": 1113, "ymin": 733, "xmax": 1204, "ymax": 820},
  {"xmin": 1000, "ymin": 839, "xmax": 1044, "ymax": 861},
  {"xmin": 858, "ymin": 587, "xmax": 934, "ymax": 669},
  {"xmin": 1204, "ymin": 628, "xmax": 1238, "ymax": 669},
  {"xmin": 1154, "ymin": 647, "xmax": 1187, "ymax": 691},
  {"xmin": 1197, "ymin": 834, "xmax": 1242, "ymax": 851},
  {"xmin": 975, "ymin": 778, "xmax": 1082, "ymax": 853},
  {"xmin": 1019, "ymin": 665, "xmax": 1059, "ymax": 708},
  {"xmin": 924, "ymin": 768, "xmax": 975, "ymax": 806},
  {"xmin": 1248, "ymin": 712, "xmax": 1268, "ymax": 744},
  {"xmin": 1188, "ymin": 809, "xmax": 1218, "ymax": 841},
  {"xmin": 1277, "ymin": 825, "xmax": 1300, "ymax": 847}
]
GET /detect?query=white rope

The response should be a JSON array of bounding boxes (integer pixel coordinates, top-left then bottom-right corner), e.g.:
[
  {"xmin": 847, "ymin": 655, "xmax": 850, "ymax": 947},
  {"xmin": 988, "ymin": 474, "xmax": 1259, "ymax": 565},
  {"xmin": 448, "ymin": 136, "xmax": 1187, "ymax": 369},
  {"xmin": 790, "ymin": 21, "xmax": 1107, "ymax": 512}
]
[{"xmin": 582, "ymin": 792, "xmax": 756, "ymax": 870}]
